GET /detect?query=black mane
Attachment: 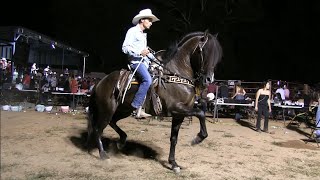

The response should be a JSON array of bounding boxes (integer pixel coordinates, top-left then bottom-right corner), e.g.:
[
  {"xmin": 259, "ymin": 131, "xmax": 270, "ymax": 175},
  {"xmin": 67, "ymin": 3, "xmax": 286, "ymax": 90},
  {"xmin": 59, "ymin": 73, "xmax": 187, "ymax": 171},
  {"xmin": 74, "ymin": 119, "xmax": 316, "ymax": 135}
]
[{"xmin": 162, "ymin": 32, "xmax": 205, "ymax": 63}]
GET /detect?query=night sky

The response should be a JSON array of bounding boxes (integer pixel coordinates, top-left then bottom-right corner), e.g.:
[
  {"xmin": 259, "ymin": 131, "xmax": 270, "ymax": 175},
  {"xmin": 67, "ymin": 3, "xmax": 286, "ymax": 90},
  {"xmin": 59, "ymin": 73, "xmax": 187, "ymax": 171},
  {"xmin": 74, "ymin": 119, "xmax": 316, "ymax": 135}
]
[{"xmin": 2, "ymin": 0, "xmax": 320, "ymax": 84}]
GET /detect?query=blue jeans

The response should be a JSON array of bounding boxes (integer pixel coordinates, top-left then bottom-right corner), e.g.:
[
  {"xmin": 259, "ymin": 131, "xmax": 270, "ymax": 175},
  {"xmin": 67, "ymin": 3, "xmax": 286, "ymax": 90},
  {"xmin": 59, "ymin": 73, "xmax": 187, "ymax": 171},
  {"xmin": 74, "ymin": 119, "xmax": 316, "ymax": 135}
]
[{"xmin": 130, "ymin": 63, "xmax": 152, "ymax": 109}]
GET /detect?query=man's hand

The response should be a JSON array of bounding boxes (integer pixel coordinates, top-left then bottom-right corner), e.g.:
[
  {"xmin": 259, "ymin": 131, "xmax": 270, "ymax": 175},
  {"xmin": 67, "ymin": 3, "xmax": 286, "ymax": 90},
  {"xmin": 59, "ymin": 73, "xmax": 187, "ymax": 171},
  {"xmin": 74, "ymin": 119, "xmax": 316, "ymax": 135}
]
[{"xmin": 140, "ymin": 49, "xmax": 150, "ymax": 57}]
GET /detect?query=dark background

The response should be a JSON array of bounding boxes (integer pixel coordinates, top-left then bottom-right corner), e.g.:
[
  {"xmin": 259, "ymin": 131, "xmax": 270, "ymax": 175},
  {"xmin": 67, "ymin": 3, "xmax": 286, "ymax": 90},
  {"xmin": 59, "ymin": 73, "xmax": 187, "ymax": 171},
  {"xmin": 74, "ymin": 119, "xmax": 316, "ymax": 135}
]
[{"xmin": 2, "ymin": 0, "xmax": 319, "ymax": 84}]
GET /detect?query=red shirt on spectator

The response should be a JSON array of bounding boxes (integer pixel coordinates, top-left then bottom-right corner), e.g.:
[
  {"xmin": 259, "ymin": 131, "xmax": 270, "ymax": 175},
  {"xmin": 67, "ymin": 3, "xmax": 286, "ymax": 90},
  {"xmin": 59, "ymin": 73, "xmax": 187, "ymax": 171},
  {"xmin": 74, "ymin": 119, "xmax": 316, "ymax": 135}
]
[
  {"xmin": 22, "ymin": 74, "xmax": 31, "ymax": 86},
  {"xmin": 207, "ymin": 83, "xmax": 217, "ymax": 94},
  {"xmin": 70, "ymin": 78, "xmax": 78, "ymax": 93}
]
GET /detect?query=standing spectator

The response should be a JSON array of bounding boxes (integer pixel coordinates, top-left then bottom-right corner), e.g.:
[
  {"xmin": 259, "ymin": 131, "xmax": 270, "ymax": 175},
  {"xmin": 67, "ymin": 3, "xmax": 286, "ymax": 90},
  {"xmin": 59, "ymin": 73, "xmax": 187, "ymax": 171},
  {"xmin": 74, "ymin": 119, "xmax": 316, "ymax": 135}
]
[
  {"xmin": 302, "ymin": 84, "xmax": 311, "ymax": 108},
  {"xmin": 70, "ymin": 75, "xmax": 78, "ymax": 93},
  {"xmin": 22, "ymin": 72, "xmax": 31, "ymax": 89},
  {"xmin": 63, "ymin": 75, "xmax": 70, "ymax": 92},
  {"xmin": 313, "ymin": 95, "xmax": 320, "ymax": 141},
  {"xmin": 6, "ymin": 61, "xmax": 12, "ymax": 74},
  {"xmin": 30, "ymin": 63, "xmax": 38, "ymax": 75},
  {"xmin": 43, "ymin": 65, "xmax": 50, "ymax": 77},
  {"xmin": 64, "ymin": 68, "xmax": 69, "ymax": 75},
  {"xmin": 1, "ymin": 58, "xmax": 7, "ymax": 70},
  {"xmin": 51, "ymin": 72, "xmax": 57, "ymax": 90},
  {"xmin": 255, "ymin": 81, "xmax": 272, "ymax": 133}
]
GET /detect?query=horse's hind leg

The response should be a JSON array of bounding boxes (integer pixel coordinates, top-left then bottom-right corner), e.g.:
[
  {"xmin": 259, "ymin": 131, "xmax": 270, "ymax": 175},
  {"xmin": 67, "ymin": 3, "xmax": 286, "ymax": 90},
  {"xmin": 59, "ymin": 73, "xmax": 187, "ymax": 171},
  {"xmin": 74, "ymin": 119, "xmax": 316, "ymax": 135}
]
[
  {"xmin": 109, "ymin": 119, "xmax": 127, "ymax": 150},
  {"xmin": 168, "ymin": 116, "xmax": 184, "ymax": 173},
  {"xmin": 95, "ymin": 127, "xmax": 109, "ymax": 160},
  {"xmin": 93, "ymin": 115, "xmax": 112, "ymax": 160}
]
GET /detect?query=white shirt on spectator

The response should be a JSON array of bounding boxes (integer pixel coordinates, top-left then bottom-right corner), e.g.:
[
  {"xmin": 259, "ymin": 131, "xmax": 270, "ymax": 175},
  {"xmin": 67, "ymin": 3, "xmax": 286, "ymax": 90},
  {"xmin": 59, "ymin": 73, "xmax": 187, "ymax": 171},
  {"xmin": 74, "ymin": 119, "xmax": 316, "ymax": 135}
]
[{"xmin": 276, "ymin": 88, "xmax": 285, "ymax": 100}]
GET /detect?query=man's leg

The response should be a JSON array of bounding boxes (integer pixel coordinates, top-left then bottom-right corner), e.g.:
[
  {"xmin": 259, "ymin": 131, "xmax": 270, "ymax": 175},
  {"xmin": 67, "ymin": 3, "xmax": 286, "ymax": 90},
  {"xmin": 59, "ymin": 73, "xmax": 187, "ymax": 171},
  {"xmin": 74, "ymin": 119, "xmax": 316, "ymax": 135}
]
[{"xmin": 130, "ymin": 63, "xmax": 152, "ymax": 118}]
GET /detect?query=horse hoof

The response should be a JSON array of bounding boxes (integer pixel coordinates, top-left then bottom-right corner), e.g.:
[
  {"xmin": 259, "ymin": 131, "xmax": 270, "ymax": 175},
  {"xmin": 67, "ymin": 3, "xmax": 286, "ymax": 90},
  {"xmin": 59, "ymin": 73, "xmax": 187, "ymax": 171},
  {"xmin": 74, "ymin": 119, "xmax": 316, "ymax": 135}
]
[
  {"xmin": 191, "ymin": 138, "xmax": 199, "ymax": 146},
  {"xmin": 117, "ymin": 141, "xmax": 126, "ymax": 150},
  {"xmin": 191, "ymin": 136, "xmax": 202, "ymax": 146},
  {"xmin": 99, "ymin": 151, "xmax": 109, "ymax": 160},
  {"xmin": 173, "ymin": 167, "xmax": 181, "ymax": 173}
]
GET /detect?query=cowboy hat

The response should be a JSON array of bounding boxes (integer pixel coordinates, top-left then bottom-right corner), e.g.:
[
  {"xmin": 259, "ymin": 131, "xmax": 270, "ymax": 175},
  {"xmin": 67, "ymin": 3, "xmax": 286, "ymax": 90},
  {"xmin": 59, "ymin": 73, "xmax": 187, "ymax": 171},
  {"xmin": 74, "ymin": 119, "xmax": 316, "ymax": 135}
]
[{"xmin": 132, "ymin": 9, "xmax": 159, "ymax": 25}]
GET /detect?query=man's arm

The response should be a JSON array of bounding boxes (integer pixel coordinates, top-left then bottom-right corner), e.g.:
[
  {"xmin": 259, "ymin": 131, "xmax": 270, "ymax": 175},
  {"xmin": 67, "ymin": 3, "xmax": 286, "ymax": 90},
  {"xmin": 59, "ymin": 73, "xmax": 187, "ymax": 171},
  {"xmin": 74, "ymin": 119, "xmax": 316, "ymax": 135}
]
[{"xmin": 122, "ymin": 29, "xmax": 141, "ymax": 57}]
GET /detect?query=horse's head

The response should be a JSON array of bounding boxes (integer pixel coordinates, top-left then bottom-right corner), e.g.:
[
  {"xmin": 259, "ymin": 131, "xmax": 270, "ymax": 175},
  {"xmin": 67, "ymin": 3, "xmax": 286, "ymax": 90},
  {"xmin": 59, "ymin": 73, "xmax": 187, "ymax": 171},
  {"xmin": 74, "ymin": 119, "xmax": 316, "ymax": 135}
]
[
  {"xmin": 161, "ymin": 30, "xmax": 222, "ymax": 87},
  {"xmin": 190, "ymin": 30, "xmax": 223, "ymax": 86}
]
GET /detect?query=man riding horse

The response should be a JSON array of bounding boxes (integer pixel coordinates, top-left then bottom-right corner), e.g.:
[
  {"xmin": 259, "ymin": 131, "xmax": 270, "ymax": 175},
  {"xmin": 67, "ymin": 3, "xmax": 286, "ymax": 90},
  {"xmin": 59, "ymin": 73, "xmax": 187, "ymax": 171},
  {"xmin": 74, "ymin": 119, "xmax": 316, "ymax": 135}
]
[{"xmin": 122, "ymin": 8, "xmax": 160, "ymax": 118}]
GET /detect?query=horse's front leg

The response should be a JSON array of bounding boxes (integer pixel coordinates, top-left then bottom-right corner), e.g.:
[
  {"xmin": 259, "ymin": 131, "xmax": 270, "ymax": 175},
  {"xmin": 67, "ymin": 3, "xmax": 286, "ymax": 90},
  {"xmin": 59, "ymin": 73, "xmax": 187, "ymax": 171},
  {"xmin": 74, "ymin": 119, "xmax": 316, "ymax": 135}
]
[
  {"xmin": 168, "ymin": 116, "xmax": 184, "ymax": 173},
  {"xmin": 191, "ymin": 108, "xmax": 208, "ymax": 145}
]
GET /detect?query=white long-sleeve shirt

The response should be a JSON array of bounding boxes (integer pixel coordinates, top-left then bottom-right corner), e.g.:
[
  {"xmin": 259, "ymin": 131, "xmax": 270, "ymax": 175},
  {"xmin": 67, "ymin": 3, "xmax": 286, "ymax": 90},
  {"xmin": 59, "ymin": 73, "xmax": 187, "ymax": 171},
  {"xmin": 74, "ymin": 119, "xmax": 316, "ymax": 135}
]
[{"xmin": 122, "ymin": 24, "xmax": 155, "ymax": 68}]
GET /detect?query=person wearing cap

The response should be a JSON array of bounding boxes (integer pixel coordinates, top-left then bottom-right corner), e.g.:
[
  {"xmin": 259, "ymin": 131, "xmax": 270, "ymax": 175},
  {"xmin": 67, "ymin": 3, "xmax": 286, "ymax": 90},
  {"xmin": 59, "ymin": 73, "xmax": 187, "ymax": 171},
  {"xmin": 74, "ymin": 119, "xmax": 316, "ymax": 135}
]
[
  {"xmin": 122, "ymin": 8, "xmax": 160, "ymax": 118},
  {"xmin": 1, "ymin": 58, "xmax": 7, "ymax": 70},
  {"xmin": 31, "ymin": 63, "xmax": 38, "ymax": 75}
]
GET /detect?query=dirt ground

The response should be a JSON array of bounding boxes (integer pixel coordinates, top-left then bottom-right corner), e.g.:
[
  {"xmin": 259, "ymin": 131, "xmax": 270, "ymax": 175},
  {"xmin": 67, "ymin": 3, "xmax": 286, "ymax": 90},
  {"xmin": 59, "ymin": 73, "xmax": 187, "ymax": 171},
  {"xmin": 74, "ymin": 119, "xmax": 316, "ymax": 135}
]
[{"xmin": 1, "ymin": 109, "xmax": 320, "ymax": 180}]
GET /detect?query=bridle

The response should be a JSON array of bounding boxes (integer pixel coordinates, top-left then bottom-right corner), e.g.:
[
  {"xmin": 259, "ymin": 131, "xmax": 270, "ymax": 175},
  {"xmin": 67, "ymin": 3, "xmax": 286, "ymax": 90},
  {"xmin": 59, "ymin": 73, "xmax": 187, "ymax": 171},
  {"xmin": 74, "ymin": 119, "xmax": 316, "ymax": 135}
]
[{"xmin": 192, "ymin": 35, "xmax": 209, "ymax": 82}]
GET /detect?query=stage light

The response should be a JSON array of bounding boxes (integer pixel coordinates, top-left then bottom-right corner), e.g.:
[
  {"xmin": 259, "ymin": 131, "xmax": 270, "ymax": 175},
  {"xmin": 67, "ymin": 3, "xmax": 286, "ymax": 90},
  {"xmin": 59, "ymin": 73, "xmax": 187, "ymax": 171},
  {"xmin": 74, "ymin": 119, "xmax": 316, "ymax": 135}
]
[{"xmin": 51, "ymin": 43, "xmax": 55, "ymax": 49}]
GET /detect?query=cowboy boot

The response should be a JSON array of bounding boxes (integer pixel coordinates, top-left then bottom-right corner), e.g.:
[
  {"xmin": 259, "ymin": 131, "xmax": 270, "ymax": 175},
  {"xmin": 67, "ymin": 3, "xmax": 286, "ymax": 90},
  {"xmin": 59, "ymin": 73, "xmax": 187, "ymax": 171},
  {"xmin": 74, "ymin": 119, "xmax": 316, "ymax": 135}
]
[{"xmin": 136, "ymin": 106, "xmax": 152, "ymax": 118}]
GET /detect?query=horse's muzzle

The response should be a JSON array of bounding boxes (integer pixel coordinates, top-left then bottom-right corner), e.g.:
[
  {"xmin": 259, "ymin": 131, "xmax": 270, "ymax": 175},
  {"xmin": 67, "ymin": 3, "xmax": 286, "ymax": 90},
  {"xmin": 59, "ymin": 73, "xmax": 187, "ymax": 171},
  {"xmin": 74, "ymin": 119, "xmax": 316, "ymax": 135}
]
[{"xmin": 203, "ymin": 72, "xmax": 214, "ymax": 84}]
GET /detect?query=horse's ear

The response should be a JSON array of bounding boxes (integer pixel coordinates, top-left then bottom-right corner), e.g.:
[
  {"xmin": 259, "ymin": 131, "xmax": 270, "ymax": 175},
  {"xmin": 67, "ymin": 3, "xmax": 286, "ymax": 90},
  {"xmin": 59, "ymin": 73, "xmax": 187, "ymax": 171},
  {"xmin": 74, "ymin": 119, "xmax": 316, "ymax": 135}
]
[
  {"xmin": 203, "ymin": 29, "xmax": 210, "ymax": 40},
  {"xmin": 204, "ymin": 29, "xmax": 210, "ymax": 37},
  {"xmin": 214, "ymin": 33, "xmax": 219, "ymax": 38}
]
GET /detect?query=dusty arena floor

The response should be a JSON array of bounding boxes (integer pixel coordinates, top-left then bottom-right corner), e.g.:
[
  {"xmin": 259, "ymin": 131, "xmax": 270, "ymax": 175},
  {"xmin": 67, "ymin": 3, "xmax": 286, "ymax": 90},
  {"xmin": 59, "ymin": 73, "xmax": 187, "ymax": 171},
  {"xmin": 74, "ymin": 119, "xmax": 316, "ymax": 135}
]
[{"xmin": 1, "ymin": 110, "xmax": 320, "ymax": 180}]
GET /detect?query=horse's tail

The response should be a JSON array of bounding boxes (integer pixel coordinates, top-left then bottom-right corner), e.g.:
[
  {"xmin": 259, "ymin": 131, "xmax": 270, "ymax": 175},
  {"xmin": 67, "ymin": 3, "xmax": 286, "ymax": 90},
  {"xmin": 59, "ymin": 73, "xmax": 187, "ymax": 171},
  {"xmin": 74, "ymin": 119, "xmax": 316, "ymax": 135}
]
[{"xmin": 87, "ymin": 88, "xmax": 97, "ymax": 150}]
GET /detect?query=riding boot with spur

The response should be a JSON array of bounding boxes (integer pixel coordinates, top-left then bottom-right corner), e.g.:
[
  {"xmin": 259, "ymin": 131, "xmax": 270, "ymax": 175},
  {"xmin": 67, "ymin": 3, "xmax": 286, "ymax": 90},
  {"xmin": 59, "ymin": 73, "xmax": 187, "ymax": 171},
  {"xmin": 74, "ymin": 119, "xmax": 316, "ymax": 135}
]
[{"xmin": 135, "ymin": 106, "xmax": 152, "ymax": 119}]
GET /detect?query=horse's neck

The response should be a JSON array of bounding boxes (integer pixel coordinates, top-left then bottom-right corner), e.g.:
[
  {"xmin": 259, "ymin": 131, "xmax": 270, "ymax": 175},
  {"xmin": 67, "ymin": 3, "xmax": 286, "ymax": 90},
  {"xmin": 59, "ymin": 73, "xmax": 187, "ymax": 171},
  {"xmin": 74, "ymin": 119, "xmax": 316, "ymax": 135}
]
[{"xmin": 164, "ymin": 57, "xmax": 193, "ymax": 78}]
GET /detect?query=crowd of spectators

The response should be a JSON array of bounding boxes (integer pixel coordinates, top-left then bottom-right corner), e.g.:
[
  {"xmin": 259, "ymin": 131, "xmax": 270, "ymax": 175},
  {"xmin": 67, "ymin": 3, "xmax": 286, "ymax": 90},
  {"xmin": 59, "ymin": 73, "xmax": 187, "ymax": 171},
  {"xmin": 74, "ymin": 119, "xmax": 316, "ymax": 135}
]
[{"xmin": 1, "ymin": 62, "xmax": 99, "ymax": 94}]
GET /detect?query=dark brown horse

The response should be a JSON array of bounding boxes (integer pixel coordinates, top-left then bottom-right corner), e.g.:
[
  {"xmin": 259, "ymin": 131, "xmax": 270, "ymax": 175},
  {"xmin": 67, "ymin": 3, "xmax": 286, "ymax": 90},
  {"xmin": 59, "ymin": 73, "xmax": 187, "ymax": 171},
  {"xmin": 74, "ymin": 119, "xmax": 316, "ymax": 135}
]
[{"xmin": 87, "ymin": 30, "xmax": 222, "ymax": 172}]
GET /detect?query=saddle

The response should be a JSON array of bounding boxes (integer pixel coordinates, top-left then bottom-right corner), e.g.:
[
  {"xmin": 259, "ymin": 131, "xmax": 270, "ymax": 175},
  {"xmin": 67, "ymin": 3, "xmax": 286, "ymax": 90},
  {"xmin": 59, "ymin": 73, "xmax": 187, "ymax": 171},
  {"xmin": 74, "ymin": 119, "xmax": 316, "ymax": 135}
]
[{"xmin": 115, "ymin": 66, "xmax": 163, "ymax": 116}]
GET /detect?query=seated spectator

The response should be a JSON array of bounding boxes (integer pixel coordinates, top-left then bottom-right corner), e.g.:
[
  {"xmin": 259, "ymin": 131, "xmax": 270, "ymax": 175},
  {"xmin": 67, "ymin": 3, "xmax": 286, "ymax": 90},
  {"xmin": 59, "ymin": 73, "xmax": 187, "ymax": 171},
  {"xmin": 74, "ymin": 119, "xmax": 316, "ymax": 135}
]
[
  {"xmin": 81, "ymin": 79, "xmax": 89, "ymax": 90},
  {"xmin": 89, "ymin": 79, "xmax": 96, "ymax": 93},
  {"xmin": 207, "ymin": 82, "xmax": 217, "ymax": 94},
  {"xmin": 232, "ymin": 84, "xmax": 246, "ymax": 120},
  {"xmin": 274, "ymin": 92, "xmax": 283, "ymax": 104},
  {"xmin": 232, "ymin": 85, "xmax": 246, "ymax": 101},
  {"xmin": 219, "ymin": 82, "xmax": 229, "ymax": 99},
  {"xmin": 275, "ymin": 84, "xmax": 285, "ymax": 101},
  {"xmin": 284, "ymin": 84, "xmax": 290, "ymax": 100}
]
